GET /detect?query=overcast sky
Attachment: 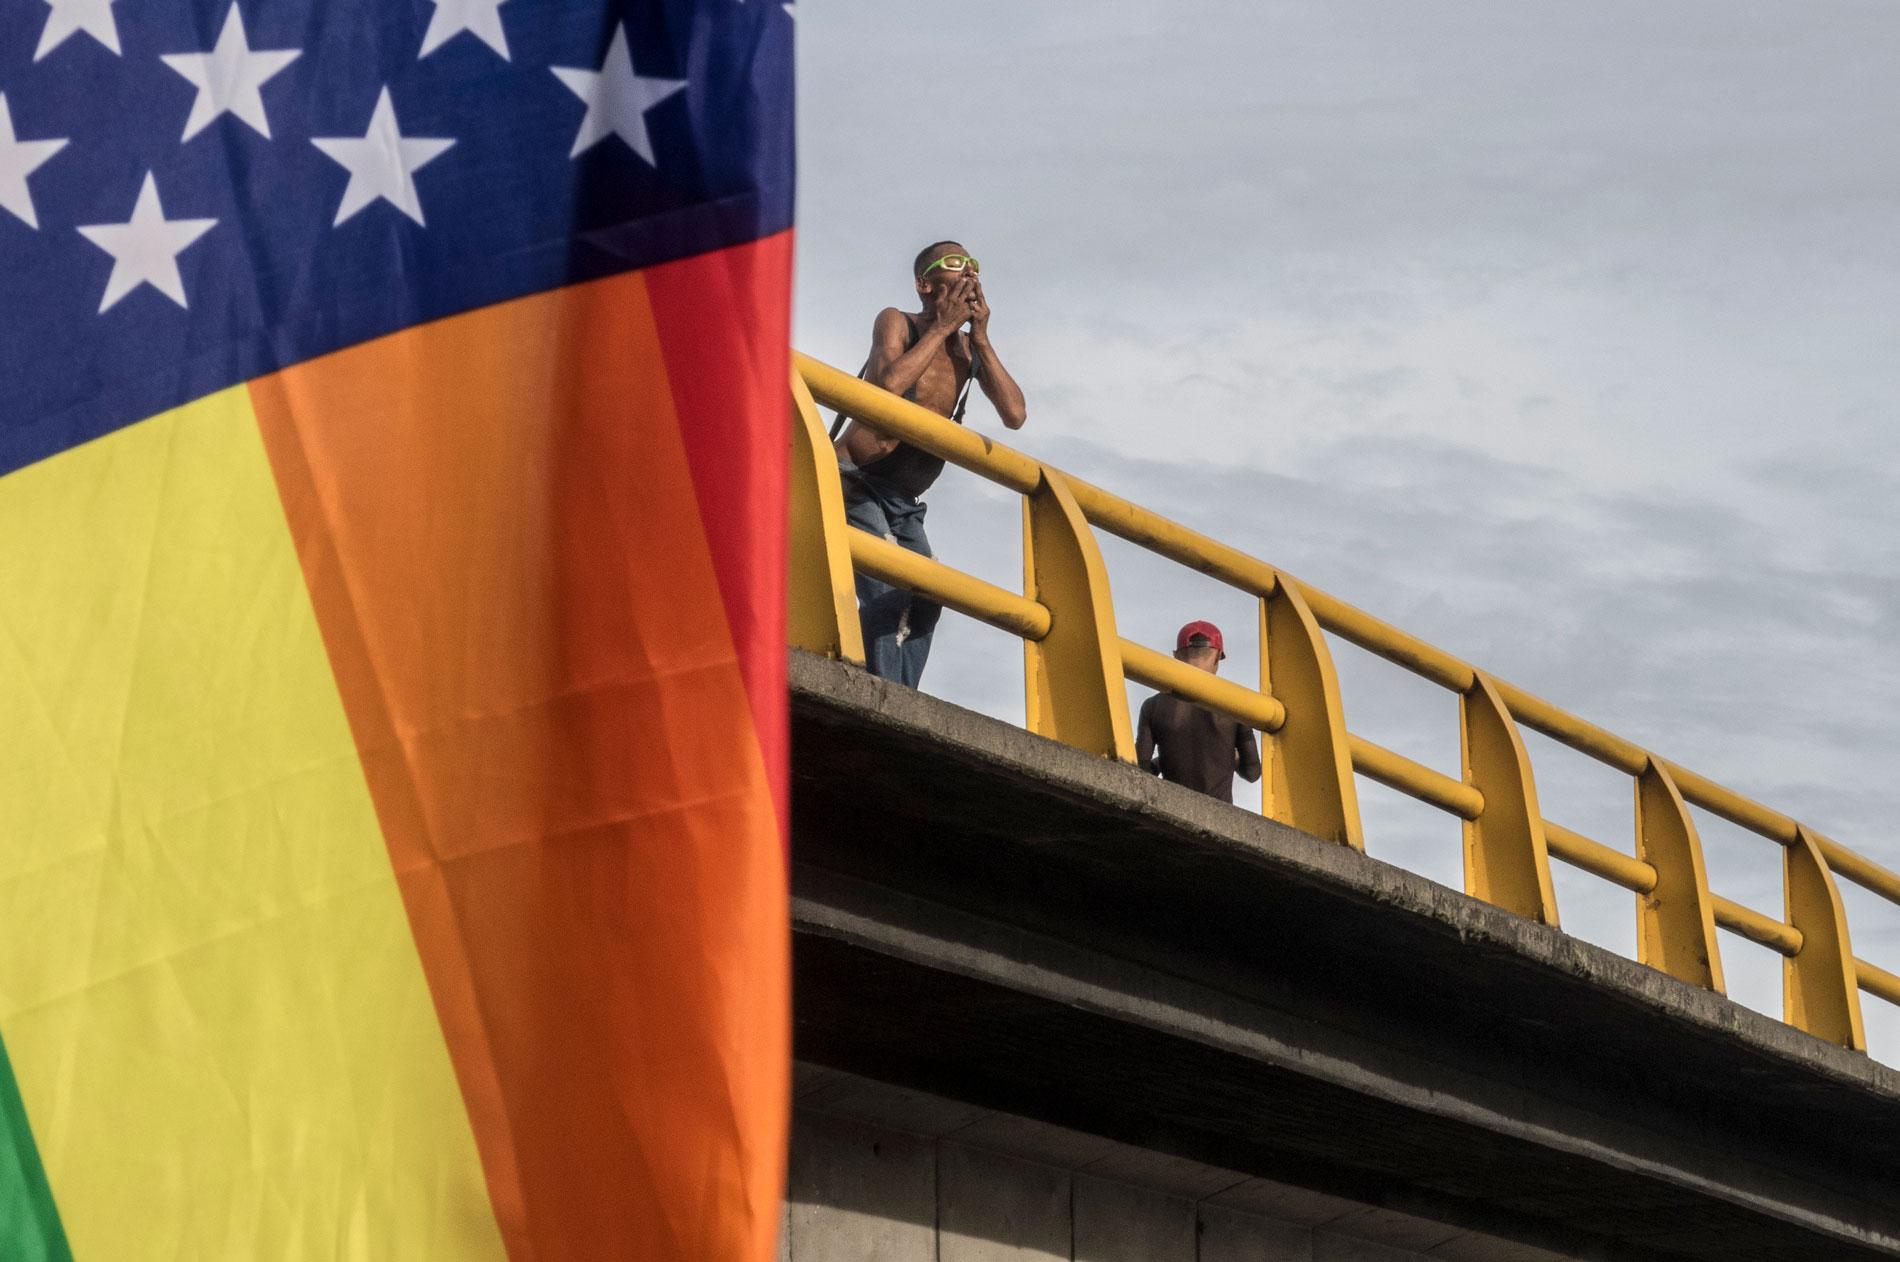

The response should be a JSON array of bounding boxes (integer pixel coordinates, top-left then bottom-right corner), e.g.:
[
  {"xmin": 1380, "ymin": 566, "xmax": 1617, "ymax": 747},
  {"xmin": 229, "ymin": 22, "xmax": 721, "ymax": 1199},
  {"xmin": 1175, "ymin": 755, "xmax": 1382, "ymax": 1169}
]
[{"xmin": 792, "ymin": 1, "xmax": 1900, "ymax": 1059}]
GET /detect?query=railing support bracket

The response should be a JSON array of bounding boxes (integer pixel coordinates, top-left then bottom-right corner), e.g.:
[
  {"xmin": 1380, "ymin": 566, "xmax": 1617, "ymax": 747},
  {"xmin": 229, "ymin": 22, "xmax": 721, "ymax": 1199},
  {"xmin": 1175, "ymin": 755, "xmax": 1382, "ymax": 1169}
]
[
  {"xmin": 1461, "ymin": 672, "xmax": 1560, "ymax": 925},
  {"xmin": 1023, "ymin": 467, "xmax": 1134, "ymax": 761},
  {"xmin": 787, "ymin": 370, "xmax": 866, "ymax": 665},
  {"xmin": 1785, "ymin": 825, "xmax": 1866, "ymax": 1051},
  {"xmin": 1635, "ymin": 759, "xmax": 1725, "ymax": 992},
  {"xmin": 1260, "ymin": 581, "xmax": 1363, "ymax": 848}
]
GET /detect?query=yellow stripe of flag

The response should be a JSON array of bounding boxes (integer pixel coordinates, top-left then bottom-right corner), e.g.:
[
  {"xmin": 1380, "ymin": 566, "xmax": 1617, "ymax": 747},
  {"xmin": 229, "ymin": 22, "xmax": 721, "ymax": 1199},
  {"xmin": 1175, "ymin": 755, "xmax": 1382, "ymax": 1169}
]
[{"xmin": 0, "ymin": 388, "xmax": 507, "ymax": 1258}]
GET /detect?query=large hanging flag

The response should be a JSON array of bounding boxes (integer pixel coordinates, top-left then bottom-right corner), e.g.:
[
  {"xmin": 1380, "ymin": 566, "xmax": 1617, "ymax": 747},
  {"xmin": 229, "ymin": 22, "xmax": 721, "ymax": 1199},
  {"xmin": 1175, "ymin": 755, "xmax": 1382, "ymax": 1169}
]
[{"xmin": 0, "ymin": 2, "xmax": 791, "ymax": 1257}]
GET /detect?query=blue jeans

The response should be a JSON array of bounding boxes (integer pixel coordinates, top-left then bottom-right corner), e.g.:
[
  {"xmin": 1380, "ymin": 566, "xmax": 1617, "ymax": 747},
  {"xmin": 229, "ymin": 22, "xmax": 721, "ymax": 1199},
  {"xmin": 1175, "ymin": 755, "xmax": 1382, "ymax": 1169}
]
[{"xmin": 843, "ymin": 472, "xmax": 941, "ymax": 687}]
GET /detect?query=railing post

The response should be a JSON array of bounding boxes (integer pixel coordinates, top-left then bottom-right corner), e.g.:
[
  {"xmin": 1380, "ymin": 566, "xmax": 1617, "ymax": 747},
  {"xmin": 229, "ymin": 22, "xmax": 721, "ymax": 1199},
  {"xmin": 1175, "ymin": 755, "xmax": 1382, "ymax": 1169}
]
[
  {"xmin": 1022, "ymin": 467, "xmax": 1134, "ymax": 761},
  {"xmin": 1785, "ymin": 825, "xmax": 1866, "ymax": 1050},
  {"xmin": 1634, "ymin": 760, "xmax": 1725, "ymax": 992},
  {"xmin": 1259, "ymin": 580, "xmax": 1363, "ymax": 849},
  {"xmin": 1460, "ymin": 671, "xmax": 1560, "ymax": 925},
  {"xmin": 787, "ymin": 369, "xmax": 865, "ymax": 665}
]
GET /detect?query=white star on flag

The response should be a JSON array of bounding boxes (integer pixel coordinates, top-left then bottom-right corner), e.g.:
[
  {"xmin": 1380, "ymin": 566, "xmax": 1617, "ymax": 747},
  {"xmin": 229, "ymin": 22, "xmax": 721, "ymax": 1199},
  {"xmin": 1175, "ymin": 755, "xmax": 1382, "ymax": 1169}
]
[
  {"xmin": 0, "ymin": 94, "xmax": 69, "ymax": 230},
  {"xmin": 311, "ymin": 88, "xmax": 456, "ymax": 227},
  {"xmin": 35, "ymin": 0, "xmax": 121, "ymax": 62},
  {"xmin": 77, "ymin": 173, "xmax": 218, "ymax": 313},
  {"xmin": 551, "ymin": 25, "xmax": 686, "ymax": 164},
  {"xmin": 162, "ymin": 3, "xmax": 301, "ymax": 142},
  {"xmin": 420, "ymin": 0, "xmax": 511, "ymax": 61}
]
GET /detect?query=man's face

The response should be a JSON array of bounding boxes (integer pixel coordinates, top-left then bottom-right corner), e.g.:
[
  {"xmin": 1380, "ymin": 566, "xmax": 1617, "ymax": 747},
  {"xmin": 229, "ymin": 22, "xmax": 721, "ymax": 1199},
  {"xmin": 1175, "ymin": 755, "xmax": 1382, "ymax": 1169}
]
[{"xmin": 917, "ymin": 244, "xmax": 972, "ymax": 299}]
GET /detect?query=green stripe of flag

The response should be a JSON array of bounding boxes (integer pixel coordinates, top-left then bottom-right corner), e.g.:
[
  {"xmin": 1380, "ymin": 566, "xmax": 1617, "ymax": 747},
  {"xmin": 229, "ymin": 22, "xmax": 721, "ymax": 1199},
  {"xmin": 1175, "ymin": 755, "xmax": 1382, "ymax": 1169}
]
[{"xmin": 0, "ymin": 1032, "xmax": 70, "ymax": 1262}]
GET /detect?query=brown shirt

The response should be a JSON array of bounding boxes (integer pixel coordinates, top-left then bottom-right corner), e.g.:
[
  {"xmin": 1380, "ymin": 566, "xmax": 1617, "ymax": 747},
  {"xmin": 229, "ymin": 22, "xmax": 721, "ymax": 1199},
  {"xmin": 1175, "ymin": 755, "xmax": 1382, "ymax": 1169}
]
[{"xmin": 1135, "ymin": 692, "xmax": 1263, "ymax": 804}]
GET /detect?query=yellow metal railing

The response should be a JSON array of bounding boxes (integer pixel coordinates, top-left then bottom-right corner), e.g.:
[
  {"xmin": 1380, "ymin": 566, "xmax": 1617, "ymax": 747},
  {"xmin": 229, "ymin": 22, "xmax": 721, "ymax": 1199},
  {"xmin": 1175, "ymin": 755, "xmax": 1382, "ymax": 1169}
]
[{"xmin": 788, "ymin": 352, "xmax": 1900, "ymax": 1052}]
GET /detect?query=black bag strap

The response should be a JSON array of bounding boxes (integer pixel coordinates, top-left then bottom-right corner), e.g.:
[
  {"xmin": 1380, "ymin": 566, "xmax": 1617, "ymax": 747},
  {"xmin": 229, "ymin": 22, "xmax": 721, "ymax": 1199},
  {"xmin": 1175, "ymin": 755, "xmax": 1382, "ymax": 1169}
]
[
  {"xmin": 828, "ymin": 317, "xmax": 976, "ymax": 441},
  {"xmin": 951, "ymin": 342, "xmax": 977, "ymax": 423},
  {"xmin": 826, "ymin": 358, "xmax": 870, "ymax": 442}
]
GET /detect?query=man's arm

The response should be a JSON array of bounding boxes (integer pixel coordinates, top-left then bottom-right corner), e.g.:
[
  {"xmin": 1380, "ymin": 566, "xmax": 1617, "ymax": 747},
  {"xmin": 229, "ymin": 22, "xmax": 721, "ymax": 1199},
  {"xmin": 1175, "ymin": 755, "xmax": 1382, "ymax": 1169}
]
[
  {"xmin": 1236, "ymin": 723, "xmax": 1263, "ymax": 784},
  {"xmin": 967, "ymin": 279, "xmax": 1027, "ymax": 429},
  {"xmin": 837, "ymin": 295, "xmax": 973, "ymax": 466},
  {"xmin": 1136, "ymin": 698, "xmax": 1159, "ymax": 774}
]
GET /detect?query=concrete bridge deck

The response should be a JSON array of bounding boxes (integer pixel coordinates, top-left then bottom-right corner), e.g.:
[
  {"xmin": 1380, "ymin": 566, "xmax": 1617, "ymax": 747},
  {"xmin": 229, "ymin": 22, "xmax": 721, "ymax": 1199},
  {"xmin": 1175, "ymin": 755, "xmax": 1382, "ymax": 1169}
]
[{"xmin": 788, "ymin": 651, "xmax": 1900, "ymax": 1260}]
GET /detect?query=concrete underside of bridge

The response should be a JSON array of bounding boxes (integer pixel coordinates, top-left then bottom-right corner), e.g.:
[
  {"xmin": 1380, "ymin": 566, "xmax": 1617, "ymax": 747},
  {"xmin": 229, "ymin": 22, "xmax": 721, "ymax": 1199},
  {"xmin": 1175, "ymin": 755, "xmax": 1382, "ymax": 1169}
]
[{"xmin": 788, "ymin": 651, "xmax": 1900, "ymax": 1261}]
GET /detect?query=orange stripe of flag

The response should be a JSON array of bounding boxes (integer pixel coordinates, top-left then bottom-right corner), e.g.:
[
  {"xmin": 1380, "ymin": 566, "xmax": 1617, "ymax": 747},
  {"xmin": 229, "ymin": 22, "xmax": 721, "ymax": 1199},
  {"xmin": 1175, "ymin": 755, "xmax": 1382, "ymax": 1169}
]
[{"xmin": 249, "ymin": 262, "xmax": 789, "ymax": 1258}]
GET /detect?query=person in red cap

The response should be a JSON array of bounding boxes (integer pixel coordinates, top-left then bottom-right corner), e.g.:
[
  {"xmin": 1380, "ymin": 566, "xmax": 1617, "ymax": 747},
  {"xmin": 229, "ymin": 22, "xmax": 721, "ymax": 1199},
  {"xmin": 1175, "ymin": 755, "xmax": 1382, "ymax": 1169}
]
[{"xmin": 1135, "ymin": 620, "xmax": 1263, "ymax": 804}]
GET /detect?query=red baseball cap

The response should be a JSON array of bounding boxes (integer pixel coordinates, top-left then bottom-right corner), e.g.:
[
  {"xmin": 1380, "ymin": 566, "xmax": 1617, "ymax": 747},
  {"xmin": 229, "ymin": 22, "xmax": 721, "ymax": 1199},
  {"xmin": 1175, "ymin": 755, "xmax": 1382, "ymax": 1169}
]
[{"xmin": 1175, "ymin": 620, "xmax": 1225, "ymax": 659}]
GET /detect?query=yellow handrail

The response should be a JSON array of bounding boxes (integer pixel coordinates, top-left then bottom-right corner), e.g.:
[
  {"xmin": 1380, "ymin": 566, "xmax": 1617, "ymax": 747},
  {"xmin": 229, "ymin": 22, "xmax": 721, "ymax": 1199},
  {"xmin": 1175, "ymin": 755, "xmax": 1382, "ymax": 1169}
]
[
  {"xmin": 791, "ymin": 350, "xmax": 1900, "ymax": 1053},
  {"xmin": 1120, "ymin": 639, "xmax": 1286, "ymax": 733},
  {"xmin": 1543, "ymin": 821, "xmax": 1657, "ymax": 895},
  {"xmin": 1861, "ymin": 959, "xmax": 1900, "ymax": 1009},
  {"xmin": 1815, "ymin": 837, "xmax": 1900, "ymax": 907},
  {"xmin": 1347, "ymin": 736, "xmax": 1482, "ymax": 820},
  {"xmin": 1711, "ymin": 895, "xmax": 1804, "ymax": 958},
  {"xmin": 848, "ymin": 529, "xmax": 1052, "ymax": 641},
  {"xmin": 804, "ymin": 355, "xmax": 1043, "ymax": 495}
]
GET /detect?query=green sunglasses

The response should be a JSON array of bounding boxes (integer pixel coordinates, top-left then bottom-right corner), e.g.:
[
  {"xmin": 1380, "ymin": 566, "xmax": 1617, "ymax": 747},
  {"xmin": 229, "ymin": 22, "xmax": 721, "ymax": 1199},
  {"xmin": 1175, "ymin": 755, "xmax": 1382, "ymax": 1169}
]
[{"xmin": 921, "ymin": 253, "xmax": 980, "ymax": 277}]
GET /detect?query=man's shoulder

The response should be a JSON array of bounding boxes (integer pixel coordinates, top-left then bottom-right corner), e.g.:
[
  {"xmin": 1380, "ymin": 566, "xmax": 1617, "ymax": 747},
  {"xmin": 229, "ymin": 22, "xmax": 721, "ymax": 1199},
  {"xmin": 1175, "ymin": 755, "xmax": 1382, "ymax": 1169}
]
[{"xmin": 1141, "ymin": 692, "xmax": 1186, "ymax": 722}]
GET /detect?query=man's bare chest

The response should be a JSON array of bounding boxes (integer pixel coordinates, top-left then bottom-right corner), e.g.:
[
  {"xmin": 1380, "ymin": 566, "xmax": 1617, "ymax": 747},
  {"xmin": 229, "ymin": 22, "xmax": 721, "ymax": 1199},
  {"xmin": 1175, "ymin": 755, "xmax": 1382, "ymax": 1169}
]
[{"xmin": 910, "ymin": 341, "xmax": 972, "ymax": 417}]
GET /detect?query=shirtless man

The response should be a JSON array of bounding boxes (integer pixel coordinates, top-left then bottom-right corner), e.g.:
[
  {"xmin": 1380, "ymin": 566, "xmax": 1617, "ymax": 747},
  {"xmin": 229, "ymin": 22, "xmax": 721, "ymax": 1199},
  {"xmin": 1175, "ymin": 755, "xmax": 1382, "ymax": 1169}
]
[
  {"xmin": 1136, "ymin": 621, "xmax": 1264, "ymax": 804},
  {"xmin": 835, "ymin": 240, "xmax": 1028, "ymax": 686}
]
